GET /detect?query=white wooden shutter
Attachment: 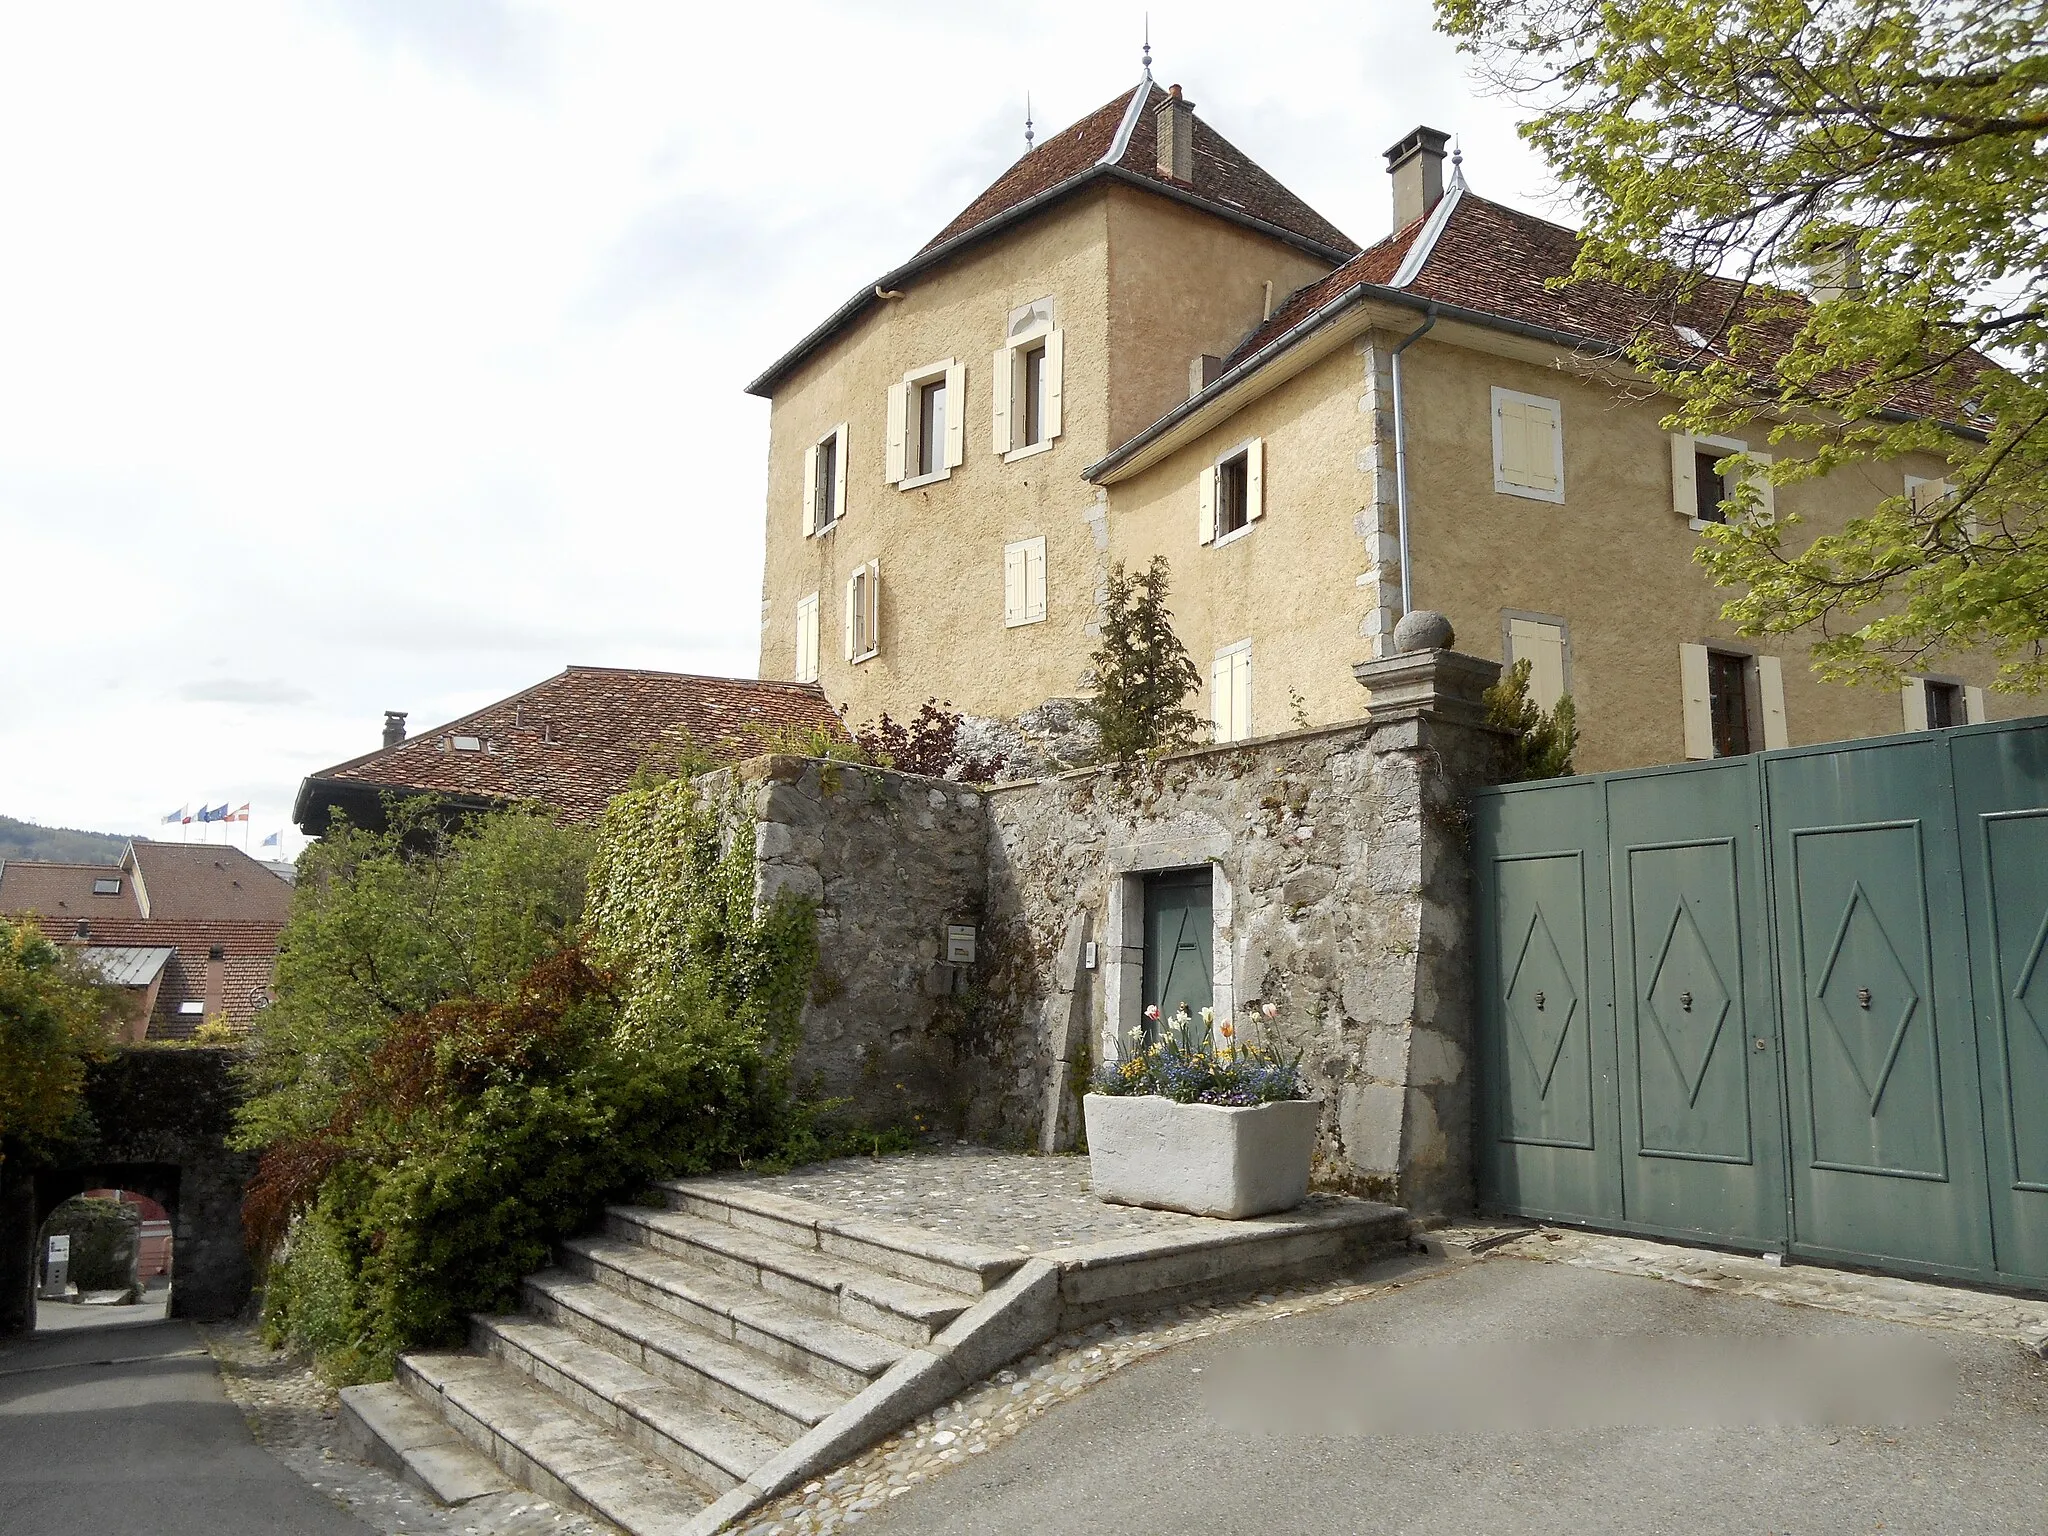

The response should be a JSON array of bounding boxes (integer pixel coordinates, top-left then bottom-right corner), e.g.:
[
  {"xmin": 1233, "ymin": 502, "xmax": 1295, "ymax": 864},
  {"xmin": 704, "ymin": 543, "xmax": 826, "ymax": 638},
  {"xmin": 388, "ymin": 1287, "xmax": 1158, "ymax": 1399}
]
[
  {"xmin": 991, "ymin": 347, "xmax": 1012, "ymax": 455},
  {"xmin": 1246, "ymin": 439, "xmax": 1265, "ymax": 522},
  {"xmin": 1231, "ymin": 649, "xmax": 1252, "ymax": 740},
  {"xmin": 1043, "ymin": 328, "xmax": 1063, "ymax": 441},
  {"xmin": 1902, "ymin": 679, "xmax": 1929, "ymax": 731},
  {"xmin": 1507, "ymin": 618, "xmax": 1566, "ymax": 711},
  {"xmin": 1198, "ymin": 465, "xmax": 1218, "ymax": 544},
  {"xmin": 943, "ymin": 360, "xmax": 965, "ymax": 468},
  {"xmin": 1680, "ymin": 643, "xmax": 1713, "ymax": 759},
  {"xmin": 1671, "ymin": 433, "xmax": 1697, "ymax": 519},
  {"xmin": 1210, "ymin": 653, "xmax": 1232, "ymax": 739},
  {"xmin": 1966, "ymin": 686, "xmax": 1987, "ymax": 724},
  {"xmin": 801, "ymin": 442, "xmax": 819, "ymax": 536},
  {"xmin": 1025, "ymin": 536, "xmax": 1046, "ymax": 622},
  {"xmin": 1757, "ymin": 654, "xmax": 1788, "ymax": 749},
  {"xmin": 865, "ymin": 560, "xmax": 881, "ymax": 655},
  {"xmin": 885, "ymin": 383, "xmax": 908, "ymax": 484},
  {"xmin": 1496, "ymin": 396, "xmax": 1559, "ymax": 494},
  {"xmin": 1905, "ymin": 476, "xmax": 1947, "ymax": 514},
  {"xmin": 1003, "ymin": 541, "xmax": 1027, "ymax": 626},
  {"xmin": 794, "ymin": 596, "xmax": 819, "ymax": 683},
  {"xmin": 844, "ymin": 572, "xmax": 860, "ymax": 659},
  {"xmin": 832, "ymin": 424, "xmax": 848, "ymax": 521},
  {"xmin": 1745, "ymin": 450, "xmax": 1775, "ymax": 526}
]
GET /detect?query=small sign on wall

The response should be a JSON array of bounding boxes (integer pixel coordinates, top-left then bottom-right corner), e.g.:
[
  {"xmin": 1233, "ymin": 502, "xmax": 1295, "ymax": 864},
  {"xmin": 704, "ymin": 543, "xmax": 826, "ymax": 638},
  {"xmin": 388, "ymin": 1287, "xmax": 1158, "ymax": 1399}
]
[{"xmin": 946, "ymin": 924, "xmax": 977, "ymax": 964}]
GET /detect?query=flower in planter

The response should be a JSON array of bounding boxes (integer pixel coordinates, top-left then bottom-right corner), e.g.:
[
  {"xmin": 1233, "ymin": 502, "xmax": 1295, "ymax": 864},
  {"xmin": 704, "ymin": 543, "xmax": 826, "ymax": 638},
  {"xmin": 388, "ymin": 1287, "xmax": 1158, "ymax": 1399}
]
[
  {"xmin": 1261, "ymin": 1002, "xmax": 1279, "ymax": 1020},
  {"xmin": 1145, "ymin": 1004, "xmax": 1161, "ymax": 1022},
  {"xmin": 1090, "ymin": 1001, "xmax": 1306, "ymax": 1105}
]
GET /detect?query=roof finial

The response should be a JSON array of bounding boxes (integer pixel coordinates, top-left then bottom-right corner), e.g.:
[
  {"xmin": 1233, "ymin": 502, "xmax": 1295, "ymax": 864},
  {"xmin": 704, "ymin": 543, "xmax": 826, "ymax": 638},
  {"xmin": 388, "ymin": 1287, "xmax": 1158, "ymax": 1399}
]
[
  {"xmin": 1449, "ymin": 135, "xmax": 1467, "ymax": 189},
  {"xmin": 1025, "ymin": 92, "xmax": 1034, "ymax": 152},
  {"xmin": 1142, "ymin": 14, "xmax": 1152, "ymax": 79}
]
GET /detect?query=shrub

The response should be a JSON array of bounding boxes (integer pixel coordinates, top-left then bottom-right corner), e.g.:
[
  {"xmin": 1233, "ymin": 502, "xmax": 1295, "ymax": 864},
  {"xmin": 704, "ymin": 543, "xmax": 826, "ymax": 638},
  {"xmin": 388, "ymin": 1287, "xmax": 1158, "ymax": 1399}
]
[
  {"xmin": 1077, "ymin": 557, "xmax": 1204, "ymax": 767},
  {"xmin": 46, "ymin": 1195, "xmax": 139, "ymax": 1294},
  {"xmin": 1484, "ymin": 658, "xmax": 1580, "ymax": 781},
  {"xmin": 0, "ymin": 919, "xmax": 115, "ymax": 1176},
  {"xmin": 850, "ymin": 699, "xmax": 999, "ymax": 782}
]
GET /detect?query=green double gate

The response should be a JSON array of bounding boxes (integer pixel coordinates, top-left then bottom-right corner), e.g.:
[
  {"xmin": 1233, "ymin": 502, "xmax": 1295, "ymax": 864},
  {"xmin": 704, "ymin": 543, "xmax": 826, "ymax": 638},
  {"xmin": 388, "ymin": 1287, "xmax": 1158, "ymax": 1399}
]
[{"xmin": 1473, "ymin": 718, "xmax": 2048, "ymax": 1290}]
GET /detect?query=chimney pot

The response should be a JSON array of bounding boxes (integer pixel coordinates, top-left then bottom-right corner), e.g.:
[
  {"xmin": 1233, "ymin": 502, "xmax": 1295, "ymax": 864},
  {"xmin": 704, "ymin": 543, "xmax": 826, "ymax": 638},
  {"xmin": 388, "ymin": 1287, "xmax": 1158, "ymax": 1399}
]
[
  {"xmin": 1155, "ymin": 86, "xmax": 1196, "ymax": 183},
  {"xmin": 76, "ymin": 920, "xmax": 89, "ymax": 940},
  {"xmin": 1384, "ymin": 125, "xmax": 1451, "ymax": 231},
  {"xmin": 382, "ymin": 710, "xmax": 408, "ymax": 749},
  {"xmin": 1188, "ymin": 354, "xmax": 1223, "ymax": 397},
  {"xmin": 1807, "ymin": 237, "xmax": 1864, "ymax": 302}
]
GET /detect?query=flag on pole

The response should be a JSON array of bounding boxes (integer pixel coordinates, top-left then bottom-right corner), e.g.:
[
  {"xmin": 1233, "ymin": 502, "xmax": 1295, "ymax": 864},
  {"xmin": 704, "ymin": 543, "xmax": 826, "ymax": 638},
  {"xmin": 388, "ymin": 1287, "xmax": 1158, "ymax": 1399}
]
[
  {"xmin": 195, "ymin": 803, "xmax": 229, "ymax": 823},
  {"xmin": 228, "ymin": 804, "xmax": 251, "ymax": 823},
  {"xmin": 261, "ymin": 830, "xmax": 281, "ymax": 849},
  {"xmin": 161, "ymin": 806, "xmax": 187, "ymax": 825}
]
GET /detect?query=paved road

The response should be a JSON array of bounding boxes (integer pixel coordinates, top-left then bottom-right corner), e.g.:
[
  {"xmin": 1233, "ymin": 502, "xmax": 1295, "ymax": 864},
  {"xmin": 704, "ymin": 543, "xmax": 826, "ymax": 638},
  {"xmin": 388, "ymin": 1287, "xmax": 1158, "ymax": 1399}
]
[
  {"xmin": 868, "ymin": 1255, "xmax": 2048, "ymax": 1536},
  {"xmin": 0, "ymin": 1319, "xmax": 369, "ymax": 1535}
]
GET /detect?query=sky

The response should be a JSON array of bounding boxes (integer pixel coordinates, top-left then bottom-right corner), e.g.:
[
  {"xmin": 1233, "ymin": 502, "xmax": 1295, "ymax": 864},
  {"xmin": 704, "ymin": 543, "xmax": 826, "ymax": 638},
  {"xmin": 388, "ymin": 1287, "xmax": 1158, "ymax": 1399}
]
[{"xmin": 0, "ymin": 0, "xmax": 1558, "ymax": 856}]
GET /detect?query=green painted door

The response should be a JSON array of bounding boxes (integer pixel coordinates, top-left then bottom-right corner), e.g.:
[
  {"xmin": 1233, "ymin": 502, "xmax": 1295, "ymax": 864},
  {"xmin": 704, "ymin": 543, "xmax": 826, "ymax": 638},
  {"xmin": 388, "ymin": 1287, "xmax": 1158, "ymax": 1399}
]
[
  {"xmin": 1608, "ymin": 760, "xmax": 1789, "ymax": 1248},
  {"xmin": 1765, "ymin": 739, "xmax": 1994, "ymax": 1278},
  {"xmin": 1950, "ymin": 727, "xmax": 2048, "ymax": 1287},
  {"xmin": 1474, "ymin": 778, "xmax": 1622, "ymax": 1223},
  {"xmin": 1142, "ymin": 869, "xmax": 1213, "ymax": 1033}
]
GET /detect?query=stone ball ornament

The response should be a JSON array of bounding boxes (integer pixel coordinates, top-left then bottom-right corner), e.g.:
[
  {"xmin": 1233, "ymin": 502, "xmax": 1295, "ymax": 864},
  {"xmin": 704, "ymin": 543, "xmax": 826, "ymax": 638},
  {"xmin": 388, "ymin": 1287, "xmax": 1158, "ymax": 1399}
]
[{"xmin": 1393, "ymin": 609, "xmax": 1455, "ymax": 654}]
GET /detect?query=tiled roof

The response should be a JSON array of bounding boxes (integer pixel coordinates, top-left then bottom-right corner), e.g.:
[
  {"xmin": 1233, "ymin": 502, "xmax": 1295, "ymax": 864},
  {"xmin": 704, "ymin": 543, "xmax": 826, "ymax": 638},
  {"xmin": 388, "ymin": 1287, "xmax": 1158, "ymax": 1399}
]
[
  {"xmin": 747, "ymin": 79, "xmax": 1355, "ymax": 398},
  {"xmin": 16, "ymin": 914, "xmax": 284, "ymax": 1040},
  {"xmin": 0, "ymin": 861, "xmax": 140, "ymax": 920},
  {"xmin": 921, "ymin": 82, "xmax": 1355, "ymax": 258},
  {"xmin": 127, "ymin": 842, "xmax": 293, "ymax": 923},
  {"xmin": 1220, "ymin": 190, "xmax": 1992, "ymax": 420},
  {"xmin": 299, "ymin": 666, "xmax": 846, "ymax": 827}
]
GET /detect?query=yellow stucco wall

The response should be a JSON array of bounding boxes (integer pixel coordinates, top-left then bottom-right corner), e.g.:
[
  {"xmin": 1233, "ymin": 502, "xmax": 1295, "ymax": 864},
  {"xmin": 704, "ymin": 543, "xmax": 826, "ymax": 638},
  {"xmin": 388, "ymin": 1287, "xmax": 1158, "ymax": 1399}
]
[{"xmin": 756, "ymin": 183, "xmax": 1342, "ymax": 726}]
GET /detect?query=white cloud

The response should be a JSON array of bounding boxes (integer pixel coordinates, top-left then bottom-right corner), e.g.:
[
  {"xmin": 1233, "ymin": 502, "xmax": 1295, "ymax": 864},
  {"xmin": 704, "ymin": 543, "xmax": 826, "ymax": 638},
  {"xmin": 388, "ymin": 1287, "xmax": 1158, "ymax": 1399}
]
[{"xmin": 0, "ymin": 0, "xmax": 1555, "ymax": 859}]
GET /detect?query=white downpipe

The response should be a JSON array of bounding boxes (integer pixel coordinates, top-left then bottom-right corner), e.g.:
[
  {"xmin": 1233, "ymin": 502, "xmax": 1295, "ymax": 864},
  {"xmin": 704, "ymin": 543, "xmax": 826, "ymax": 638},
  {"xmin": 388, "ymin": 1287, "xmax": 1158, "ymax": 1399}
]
[{"xmin": 1390, "ymin": 304, "xmax": 1438, "ymax": 617}]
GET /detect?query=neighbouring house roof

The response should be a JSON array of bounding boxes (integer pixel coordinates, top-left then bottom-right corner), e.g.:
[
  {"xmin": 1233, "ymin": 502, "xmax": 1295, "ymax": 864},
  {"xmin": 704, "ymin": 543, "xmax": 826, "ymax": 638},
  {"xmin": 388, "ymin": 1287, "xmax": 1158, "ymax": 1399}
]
[
  {"xmin": 1089, "ymin": 186, "xmax": 1995, "ymax": 481},
  {"xmin": 125, "ymin": 841, "xmax": 293, "ymax": 924},
  {"xmin": 78, "ymin": 945, "xmax": 176, "ymax": 988},
  {"xmin": 16, "ymin": 915, "xmax": 283, "ymax": 1039},
  {"xmin": 0, "ymin": 860, "xmax": 142, "ymax": 919},
  {"xmin": 295, "ymin": 665, "xmax": 847, "ymax": 834},
  {"xmin": 746, "ymin": 79, "xmax": 1358, "ymax": 398}
]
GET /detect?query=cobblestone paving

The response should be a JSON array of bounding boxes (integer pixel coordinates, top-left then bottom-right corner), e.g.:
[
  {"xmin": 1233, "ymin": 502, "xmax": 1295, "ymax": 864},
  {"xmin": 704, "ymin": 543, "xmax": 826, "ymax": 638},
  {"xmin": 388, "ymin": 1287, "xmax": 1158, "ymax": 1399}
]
[
  {"xmin": 711, "ymin": 1146, "xmax": 1363, "ymax": 1253},
  {"xmin": 734, "ymin": 1255, "xmax": 1443, "ymax": 1536},
  {"xmin": 202, "ymin": 1322, "xmax": 609, "ymax": 1536},
  {"xmin": 1475, "ymin": 1224, "xmax": 2048, "ymax": 1351}
]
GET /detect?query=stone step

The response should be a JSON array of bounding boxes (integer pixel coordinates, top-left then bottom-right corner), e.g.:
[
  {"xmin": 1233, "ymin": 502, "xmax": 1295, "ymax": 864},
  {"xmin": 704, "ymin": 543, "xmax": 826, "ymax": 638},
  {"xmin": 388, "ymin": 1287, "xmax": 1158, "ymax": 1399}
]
[
  {"xmin": 338, "ymin": 1379, "xmax": 515, "ymax": 1507},
  {"xmin": 560, "ymin": 1234, "xmax": 905, "ymax": 1392},
  {"xmin": 399, "ymin": 1350, "xmax": 708, "ymax": 1536},
  {"xmin": 657, "ymin": 1178, "xmax": 1023, "ymax": 1296},
  {"xmin": 606, "ymin": 1205, "xmax": 972, "ymax": 1347},
  {"xmin": 525, "ymin": 1268, "xmax": 849, "ymax": 1443},
  {"xmin": 476, "ymin": 1313, "xmax": 786, "ymax": 1493}
]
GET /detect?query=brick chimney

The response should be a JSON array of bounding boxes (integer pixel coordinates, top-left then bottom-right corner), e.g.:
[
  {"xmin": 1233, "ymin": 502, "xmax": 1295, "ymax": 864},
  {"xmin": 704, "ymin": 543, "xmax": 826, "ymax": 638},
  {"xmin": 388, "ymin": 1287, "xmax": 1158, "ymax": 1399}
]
[
  {"xmin": 382, "ymin": 710, "xmax": 408, "ymax": 749},
  {"xmin": 1384, "ymin": 125, "xmax": 1451, "ymax": 230},
  {"xmin": 1155, "ymin": 84, "xmax": 1196, "ymax": 183}
]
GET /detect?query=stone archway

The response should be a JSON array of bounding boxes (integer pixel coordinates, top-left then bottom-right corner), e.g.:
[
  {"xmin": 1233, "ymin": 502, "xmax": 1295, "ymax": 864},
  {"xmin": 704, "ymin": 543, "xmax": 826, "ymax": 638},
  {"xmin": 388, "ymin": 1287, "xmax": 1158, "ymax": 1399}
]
[{"xmin": 1, "ymin": 1047, "xmax": 256, "ymax": 1337}]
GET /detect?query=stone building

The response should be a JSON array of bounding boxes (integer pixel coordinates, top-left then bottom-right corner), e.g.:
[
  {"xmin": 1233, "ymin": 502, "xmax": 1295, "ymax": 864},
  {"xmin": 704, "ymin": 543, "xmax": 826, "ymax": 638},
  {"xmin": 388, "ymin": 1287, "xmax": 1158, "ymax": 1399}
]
[{"xmin": 748, "ymin": 69, "xmax": 2036, "ymax": 774}]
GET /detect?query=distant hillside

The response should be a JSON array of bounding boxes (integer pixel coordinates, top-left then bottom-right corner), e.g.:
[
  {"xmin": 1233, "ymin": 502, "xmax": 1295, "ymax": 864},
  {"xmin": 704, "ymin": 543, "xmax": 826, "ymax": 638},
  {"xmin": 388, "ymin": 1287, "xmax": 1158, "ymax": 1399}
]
[{"xmin": 0, "ymin": 814, "xmax": 133, "ymax": 865}]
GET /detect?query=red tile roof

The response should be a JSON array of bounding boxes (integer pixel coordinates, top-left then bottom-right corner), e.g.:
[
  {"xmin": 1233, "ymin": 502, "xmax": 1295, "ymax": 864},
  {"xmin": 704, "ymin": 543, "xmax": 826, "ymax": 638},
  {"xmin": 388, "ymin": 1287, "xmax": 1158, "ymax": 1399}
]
[
  {"xmin": 127, "ymin": 842, "xmax": 292, "ymax": 924},
  {"xmin": 297, "ymin": 666, "xmax": 846, "ymax": 829},
  {"xmin": 0, "ymin": 861, "xmax": 141, "ymax": 920},
  {"xmin": 9, "ymin": 914, "xmax": 284, "ymax": 1040},
  {"xmin": 922, "ymin": 82, "xmax": 1355, "ymax": 258},
  {"xmin": 747, "ymin": 80, "xmax": 1355, "ymax": 398}
]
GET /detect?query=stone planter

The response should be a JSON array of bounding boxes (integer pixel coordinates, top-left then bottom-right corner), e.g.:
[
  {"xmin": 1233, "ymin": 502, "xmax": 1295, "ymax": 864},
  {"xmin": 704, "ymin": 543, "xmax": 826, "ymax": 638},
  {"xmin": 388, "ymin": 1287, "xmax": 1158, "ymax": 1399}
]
[{"xmin": 1083, "ymin": 1094, "xmax": 1321, "ymax": 1219}]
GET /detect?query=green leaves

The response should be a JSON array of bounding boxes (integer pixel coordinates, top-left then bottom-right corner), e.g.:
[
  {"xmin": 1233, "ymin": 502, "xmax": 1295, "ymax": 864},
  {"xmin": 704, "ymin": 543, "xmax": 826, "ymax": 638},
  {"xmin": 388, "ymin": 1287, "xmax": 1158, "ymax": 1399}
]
[
  {"xmin": 0, "ymin": 921, "xmax": 114, "ymax": 1174},
  {"xmin": 1437, "ymin": 0, "xmax": 2048, "ymax": 684},
  {"xmin": 1484, "ymin": 659, "xmax": 1581, "ymax": 781},
  {"xmin": 1079, "ymin": 556, "xmax": 1205, "ymax": 766}
]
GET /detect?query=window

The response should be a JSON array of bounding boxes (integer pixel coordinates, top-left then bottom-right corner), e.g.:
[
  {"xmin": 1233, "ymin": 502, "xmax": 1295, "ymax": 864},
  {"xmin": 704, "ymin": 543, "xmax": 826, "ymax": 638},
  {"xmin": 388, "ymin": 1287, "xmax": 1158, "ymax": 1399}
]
[
  {"xmin": 1502, "ymin": 614, "xmax": 1570, "ymax": 710},
  {"xmin": 887, "ymin": 360, "xmax": 964, "ymax": 485},
  {"xmin": 1198, "ymin": 440, "xmax": 1264, "ymax": 545},
  {"xmin": 1490, "ymin": 387, "xmax": 1564, "ymax": 503},
  {"xmin": 91, "ymin": 877, "xmax": 121, "ymax": 896},
  {"xmin": 793, "ymin": 593, "xmax": 820, "ymax": 683},
  {"xmin": 1904, "ymin": 676, "xmax": 1984, "ymax": 731},
  {"xmin": 992, "ymin": 298, "xmax": 1063, "ymax": 458},
  {"xmin": 1004, "ymin": 537, "xmax": 1047, "ymax": 627},
  {"xmin": 1680, "ymin": 644, "xmax": 1788, "ymax": 759},
  {"xmin": 1671, "ymin": 433, "xmax": 1772, "ymax": 528},
  {"xmin": 177, "ymin": 1000, "xmax": 204, "ymax": 1016},
  {"xmin": 452, "ymin": 735, "xmax": 482, "ymax": 752},
  {"xmin": 801, "ymin": 424, "xmax": 848, "ymax": 535},
  {"xmin": 1211, "ymin": 641, "xmax": 1253, "ymax": 743},
  {"xmin": 844, "ymin": 561, "xmax": 880, "ymax": 662}
]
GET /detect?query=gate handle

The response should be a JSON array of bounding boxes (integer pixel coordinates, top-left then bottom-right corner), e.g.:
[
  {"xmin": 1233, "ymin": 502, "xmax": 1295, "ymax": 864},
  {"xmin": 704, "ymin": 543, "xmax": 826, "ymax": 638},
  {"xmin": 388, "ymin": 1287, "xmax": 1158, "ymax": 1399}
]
[
  {"xmin": 1858, "ymin": 987, "xmax": 1872, "ymax": 1009},
  {"xmin": 1680, "ymin": 991, "xmax": 1693, "ymax": 1012},
  {"xmin": 1534, "ymin": 991, "xmax": 1545, "ymax": 1010}
]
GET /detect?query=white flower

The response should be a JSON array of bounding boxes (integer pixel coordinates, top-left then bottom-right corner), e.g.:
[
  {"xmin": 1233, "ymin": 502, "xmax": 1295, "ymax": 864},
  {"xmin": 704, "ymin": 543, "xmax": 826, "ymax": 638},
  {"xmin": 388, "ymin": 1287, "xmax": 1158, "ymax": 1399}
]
[{"xmin": 1261, "ymin": 1002, "xmax": 1279, "ymax": 1020}]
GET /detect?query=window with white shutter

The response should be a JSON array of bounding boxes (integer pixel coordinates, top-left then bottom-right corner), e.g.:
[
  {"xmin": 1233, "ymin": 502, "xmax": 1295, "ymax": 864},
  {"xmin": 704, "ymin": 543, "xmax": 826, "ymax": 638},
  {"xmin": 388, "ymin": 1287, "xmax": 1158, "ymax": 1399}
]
[
  {"xmin": 1905, "ymin": 675, "xmax": 1983, "ymax": 730},
  {"xmin": 804, "ymin": 425, "xmax": 847, "ymax": 535},
  {"xmin": 1003, "ymin": 536, "xmax": 1047, "ymax": 627},
  {"xmin": 896, "ymin": 361, "xmax": 959, "ymax": 486},
  {"xmin": 845, "ymin": 562, "xmax": 880, "ymax": 662},
  {"xmin": 993, "ymin": 299, "xmax": 1065, "ymax": 461},
  {"xmin": 1503, "ymin": 614, "xmax": 1569, "ymax": 710},
  {"xmin": 793, "ymin": 594, "xmax": 820, "ymax": 683},
  {"xmin": 1673, "ymin": 432, "xmax": 1762, "ymax": 527},
  {"xmin": 1757, "ymin": 654, "xmax": 1789, "ymax": 749},
  {"xmin": 1203, "ymin": 440, "xmax": 1263, "ymax": 546},
  {"xmin": 1211, "ymin": 642, "xmax": 1253, "ymax": 743},
  {"xmin": 1491, "ymin": 387, "xmax": 1564, "ymax": 503}
]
